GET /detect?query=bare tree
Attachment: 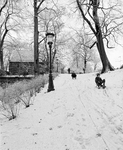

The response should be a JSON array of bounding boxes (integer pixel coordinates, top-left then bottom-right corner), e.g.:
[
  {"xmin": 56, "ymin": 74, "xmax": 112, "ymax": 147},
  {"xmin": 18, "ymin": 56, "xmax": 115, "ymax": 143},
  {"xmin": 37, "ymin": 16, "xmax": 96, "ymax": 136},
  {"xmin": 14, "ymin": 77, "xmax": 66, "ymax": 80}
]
[
  {"xmin": 37, "ymin": 4, "xmax": 65, "ymax": 72},
  {"xmin": 33, "ymin": 0, "xmax": 45, "ymax": 75},
  {"xmin": 33, "ymin": 0, "xmax": 66, "ymax": 75},
  {"xmin": 0, "ymin": 0, "xmax": 10, "ymax": 69},
  {"xmin": 75, "ymin": 0, "xmax": 123, "ymax": 73},
  {"xmin": 0, "ymin": 0, "xmax": 27, "ymax": 70},
  {"xmin": 70, "ymin": 28, "xmax": 96, "ymax": 73}
]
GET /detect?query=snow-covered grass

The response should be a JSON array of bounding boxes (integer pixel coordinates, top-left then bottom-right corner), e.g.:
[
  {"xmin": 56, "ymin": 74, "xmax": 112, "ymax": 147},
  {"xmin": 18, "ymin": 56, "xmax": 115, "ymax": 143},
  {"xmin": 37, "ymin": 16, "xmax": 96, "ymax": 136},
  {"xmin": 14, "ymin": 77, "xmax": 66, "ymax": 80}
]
[
  {"xmin": 0, "ymin": 74, "xmax": 50, "ymax": 120},
  {"xmin": 0, "ymin": 69, "xmax": 123, "ymax": 150}
]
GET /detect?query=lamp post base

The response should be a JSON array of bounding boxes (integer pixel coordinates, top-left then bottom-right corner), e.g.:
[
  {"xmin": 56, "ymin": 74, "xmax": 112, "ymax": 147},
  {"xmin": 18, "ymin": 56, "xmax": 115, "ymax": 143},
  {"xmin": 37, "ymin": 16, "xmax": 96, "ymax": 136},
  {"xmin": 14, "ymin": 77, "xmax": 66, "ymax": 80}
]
[{"xmin": 47, "ymin": 73, "xmax": 55, "ymax": 92}]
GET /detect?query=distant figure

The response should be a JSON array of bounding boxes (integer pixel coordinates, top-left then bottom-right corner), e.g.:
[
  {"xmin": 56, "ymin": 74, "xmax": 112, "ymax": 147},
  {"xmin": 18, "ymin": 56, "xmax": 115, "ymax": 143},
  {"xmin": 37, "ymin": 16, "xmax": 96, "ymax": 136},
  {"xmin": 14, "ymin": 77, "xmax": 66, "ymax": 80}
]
[
  {"xmin": 83, "ymin": 68, "xmax": 85, "ymax": 73},
  {"xmin": 68, "ymin": 68, "xmax": 70, "ymax": 74},
  {"xmin": 95, "ymin": 73, "xmax": 106, "ymax": 89},
  {"xmin": 71, "ymin": 72, "xmax": 77, "ymax": 79}
]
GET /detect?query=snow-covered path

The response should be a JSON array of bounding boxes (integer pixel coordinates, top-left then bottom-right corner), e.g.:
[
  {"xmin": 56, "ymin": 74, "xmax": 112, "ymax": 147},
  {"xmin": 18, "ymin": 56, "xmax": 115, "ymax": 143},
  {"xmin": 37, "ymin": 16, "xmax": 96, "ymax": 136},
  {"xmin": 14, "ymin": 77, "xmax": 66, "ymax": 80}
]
[{"xmin": 1, "ymin": 70, "xmax": 123, "ymax": 150}]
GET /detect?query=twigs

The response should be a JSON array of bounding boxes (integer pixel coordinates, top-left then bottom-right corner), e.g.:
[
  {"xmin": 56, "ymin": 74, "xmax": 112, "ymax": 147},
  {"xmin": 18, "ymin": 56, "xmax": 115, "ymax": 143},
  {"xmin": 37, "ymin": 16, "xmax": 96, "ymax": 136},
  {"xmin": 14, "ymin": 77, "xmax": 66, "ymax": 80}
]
[{"xmin": 0, "ymin": 74, "xmax": 52, "ymax": 120}]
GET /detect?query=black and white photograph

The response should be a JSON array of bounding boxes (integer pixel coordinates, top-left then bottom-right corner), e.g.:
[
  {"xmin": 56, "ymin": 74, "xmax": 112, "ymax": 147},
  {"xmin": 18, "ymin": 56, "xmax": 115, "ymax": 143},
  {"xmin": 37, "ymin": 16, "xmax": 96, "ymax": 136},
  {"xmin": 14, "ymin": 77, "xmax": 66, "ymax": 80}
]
[{"xmin": 0, "ymin": 0, "xmax": 123, "ymax": 149}]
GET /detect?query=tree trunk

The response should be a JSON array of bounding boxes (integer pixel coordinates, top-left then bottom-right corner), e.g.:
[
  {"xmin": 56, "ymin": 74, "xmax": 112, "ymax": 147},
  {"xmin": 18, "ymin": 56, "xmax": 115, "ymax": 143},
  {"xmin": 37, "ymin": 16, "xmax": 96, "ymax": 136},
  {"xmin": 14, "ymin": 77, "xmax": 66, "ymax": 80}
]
[
  {"xmin": 34, "ymin": 0, "xmax": 39, "ymax": 75},
  {"xmin": 83, "ymin": 58, "xmax": 87, "ymax": 73},
  {"xmin": 0, "ymin": 47, "xmax": 4, "ymax": 70},
  {"xmin": 0, "ymin": 29, "xmax": 4, "ymax": 70},
  {"xmin": 93, "ymin": 0, "xmax": 114, "ymax": 73},
  {"xmin": 96, "ymin": 31, "xmax": 114, "ymax": 73},
  {"xmin": 76, "ymin": 55, "xmax": 79, "ymax": 68}
]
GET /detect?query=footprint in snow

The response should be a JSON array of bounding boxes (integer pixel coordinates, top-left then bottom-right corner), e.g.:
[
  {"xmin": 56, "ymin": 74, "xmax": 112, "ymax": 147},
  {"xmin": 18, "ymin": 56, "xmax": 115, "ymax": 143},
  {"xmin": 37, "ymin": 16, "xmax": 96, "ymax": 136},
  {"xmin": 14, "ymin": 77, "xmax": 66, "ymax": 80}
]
[
  {"xmin": 58, "ymin": 125, "xmax": 62, "ymax": 128},
  {"xmin": 32, "ymin": 133, "xmax": 38, "ymax": 136},
  {"xmin": 96, "ymin": 133, "xmax": 101, "ymax": 137}
]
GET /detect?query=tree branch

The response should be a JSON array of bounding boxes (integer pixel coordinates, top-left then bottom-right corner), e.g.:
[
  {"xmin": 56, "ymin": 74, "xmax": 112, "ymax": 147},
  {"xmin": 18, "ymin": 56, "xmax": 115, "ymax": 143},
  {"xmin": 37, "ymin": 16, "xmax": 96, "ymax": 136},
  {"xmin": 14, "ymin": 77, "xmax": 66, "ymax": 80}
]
[
  {"xmin": 76, "ymin": 0, "xmax": 96, "ymax": 35},
  {"xmin": 0, "ymin": 0, "xmax": 7, "ymax": 15},
  {"xmin": 104, "ymin": 37, "xmax": 114, "ymax": 49},
  {"xmin": 90, "ymin": 41, "xmax": 97, "ymax": 49},
  {"xmin": 38, "ymin": 37, "xmax": 46, "ymax": 45},
  {"xmin": 37, "ymin": 0, "xmax": 45, "ymax": 10}
]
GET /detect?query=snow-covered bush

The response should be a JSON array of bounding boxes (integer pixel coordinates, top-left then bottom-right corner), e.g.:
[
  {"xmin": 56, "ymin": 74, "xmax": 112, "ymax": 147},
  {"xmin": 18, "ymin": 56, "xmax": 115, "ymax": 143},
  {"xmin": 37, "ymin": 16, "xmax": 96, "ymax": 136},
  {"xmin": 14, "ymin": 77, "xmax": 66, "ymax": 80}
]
[
  {"xmin": 12, "ymin": 81, "xmax": 32, "ymax": 108},
  {"xmin": 0, "ymin": 85, "xmax": 21, "ymax": 120},
  {"xmin": 19, "ymin": 90, "xmax": 34, "ymax": 108},
  {"xmin": 0, "ymin": 73, "xmax": 57, "ymax": 120}
]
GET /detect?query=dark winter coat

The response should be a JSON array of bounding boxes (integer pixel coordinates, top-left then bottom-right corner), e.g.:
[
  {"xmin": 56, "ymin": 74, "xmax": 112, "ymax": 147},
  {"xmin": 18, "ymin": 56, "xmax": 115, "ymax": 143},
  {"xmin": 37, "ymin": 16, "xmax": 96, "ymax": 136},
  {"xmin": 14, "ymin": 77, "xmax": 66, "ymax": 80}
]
[{"xmin": 95, "ymin": 76, "xmax": 103, "ymax": 86}]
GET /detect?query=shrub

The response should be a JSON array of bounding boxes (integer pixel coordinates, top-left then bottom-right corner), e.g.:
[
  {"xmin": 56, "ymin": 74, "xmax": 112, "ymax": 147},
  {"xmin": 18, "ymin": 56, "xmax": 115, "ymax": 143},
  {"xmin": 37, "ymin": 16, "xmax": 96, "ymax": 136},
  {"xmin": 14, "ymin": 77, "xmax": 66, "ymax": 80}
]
[
  {"xmin": 19, "ymin": 90, "xmax": 33, "ymax": 108},
  {"xmin": 1, "ymin": 87, "xmax": 21, "ymax": 120},
  {"xmin": 0, "ymin": 73, "xmax": 57, "ymax": 120},
  {"xmin": 9, "ymin": 81, "xmax": 33, "ymax": 108}
]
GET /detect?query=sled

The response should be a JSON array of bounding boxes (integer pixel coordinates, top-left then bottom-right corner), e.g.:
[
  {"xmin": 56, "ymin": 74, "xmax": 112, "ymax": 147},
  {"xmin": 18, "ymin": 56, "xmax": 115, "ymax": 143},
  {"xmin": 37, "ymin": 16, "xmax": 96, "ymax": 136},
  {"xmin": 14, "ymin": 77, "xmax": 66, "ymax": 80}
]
[{"xmin": 97, "ymin": 85, "xmax": 106, "ymax": 89}]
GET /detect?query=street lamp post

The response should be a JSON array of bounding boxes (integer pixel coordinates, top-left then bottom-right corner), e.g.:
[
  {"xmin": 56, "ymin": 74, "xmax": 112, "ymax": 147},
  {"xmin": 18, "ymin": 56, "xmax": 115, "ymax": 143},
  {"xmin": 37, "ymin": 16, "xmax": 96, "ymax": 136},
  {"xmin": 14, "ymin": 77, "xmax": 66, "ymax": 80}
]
[{"xmin": 46, "ymin": 32, "xmax": 55, "ymax": 92}]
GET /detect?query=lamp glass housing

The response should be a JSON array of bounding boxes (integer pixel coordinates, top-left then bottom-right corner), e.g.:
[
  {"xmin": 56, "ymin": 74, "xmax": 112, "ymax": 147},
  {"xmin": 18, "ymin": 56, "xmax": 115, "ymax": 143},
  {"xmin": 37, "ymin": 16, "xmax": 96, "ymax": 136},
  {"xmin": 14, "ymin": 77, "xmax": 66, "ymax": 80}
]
[{"xmin": 46, "ymin": 33, "xmax": 54, "ymax": 44}]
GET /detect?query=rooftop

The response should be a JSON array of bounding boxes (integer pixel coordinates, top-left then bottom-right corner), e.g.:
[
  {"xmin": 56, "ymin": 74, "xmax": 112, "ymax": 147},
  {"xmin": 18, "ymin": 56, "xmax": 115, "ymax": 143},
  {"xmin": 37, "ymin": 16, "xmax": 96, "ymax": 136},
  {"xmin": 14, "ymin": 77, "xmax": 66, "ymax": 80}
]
[{"xmin": 10, "ymin": 50, "xmax": 34, "ymax": 62}]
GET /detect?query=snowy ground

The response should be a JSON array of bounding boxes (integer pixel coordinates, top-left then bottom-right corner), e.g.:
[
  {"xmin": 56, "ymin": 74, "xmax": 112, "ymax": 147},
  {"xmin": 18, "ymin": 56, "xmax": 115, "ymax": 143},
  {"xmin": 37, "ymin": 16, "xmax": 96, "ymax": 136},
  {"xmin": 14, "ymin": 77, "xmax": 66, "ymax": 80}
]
[{"xmin": 0, "ymin": 69, "xmax": 123, "ymax": 150}]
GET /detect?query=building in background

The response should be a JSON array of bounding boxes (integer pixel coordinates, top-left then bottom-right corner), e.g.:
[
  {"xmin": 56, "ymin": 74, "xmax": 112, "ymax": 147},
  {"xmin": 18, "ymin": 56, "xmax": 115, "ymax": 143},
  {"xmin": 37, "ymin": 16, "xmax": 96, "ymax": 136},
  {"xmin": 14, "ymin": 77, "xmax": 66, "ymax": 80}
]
[{"xmin": 9, "ymin": 50, "xmax": 46, "ymax": 75}]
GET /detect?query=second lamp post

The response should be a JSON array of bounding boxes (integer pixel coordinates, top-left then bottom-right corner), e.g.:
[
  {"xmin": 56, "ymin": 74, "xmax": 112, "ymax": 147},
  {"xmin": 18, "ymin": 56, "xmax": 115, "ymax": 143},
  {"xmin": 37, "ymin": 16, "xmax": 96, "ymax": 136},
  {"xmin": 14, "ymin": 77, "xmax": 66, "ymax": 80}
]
[{"xmin": 46, "ymin": 32, "xmax": 55, "ymax": 92}]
